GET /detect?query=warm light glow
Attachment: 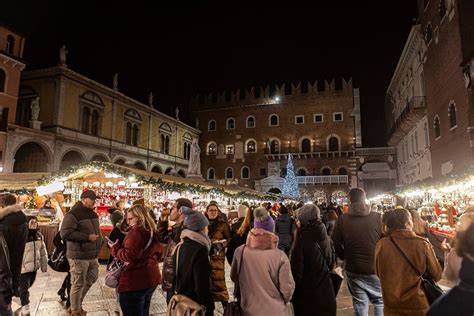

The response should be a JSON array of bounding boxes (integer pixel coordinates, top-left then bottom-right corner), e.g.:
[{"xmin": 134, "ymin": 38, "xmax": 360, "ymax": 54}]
[
  {"xmin": 275, "ymin": 96, "xmax": 280, "ymax": 102},
  {"xmin": 36, "ymin": 181, "xmax": 65, "ymax": 196}
]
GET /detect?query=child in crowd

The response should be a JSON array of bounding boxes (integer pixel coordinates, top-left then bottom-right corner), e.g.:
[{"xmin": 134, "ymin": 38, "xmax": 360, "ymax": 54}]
[{"xmin": 19, "ymin": 217, "xmax": 48, "ymax": 316}]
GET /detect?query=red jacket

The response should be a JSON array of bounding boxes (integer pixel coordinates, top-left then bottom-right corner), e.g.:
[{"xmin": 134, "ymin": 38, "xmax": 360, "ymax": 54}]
[{"xmin": 111, "ymin": 225, "xmax": 162, "ymax": 293}]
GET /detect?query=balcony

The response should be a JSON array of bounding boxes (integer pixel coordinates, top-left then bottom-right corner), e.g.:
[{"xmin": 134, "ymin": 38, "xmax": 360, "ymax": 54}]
[
  {"xmin": 355, "ymin": 147, "xmax": 396, "ymax": 156},
  {"xmin": 387, "ymin": 96, "xmax": 426, "ymax": 147},
  {"xmin": 265, "ymin": 151, "xmax": 355, "ymax": 160},
  {"xmin": 297, "ymin": 175, "xmax": 349, "ymax": 185}
]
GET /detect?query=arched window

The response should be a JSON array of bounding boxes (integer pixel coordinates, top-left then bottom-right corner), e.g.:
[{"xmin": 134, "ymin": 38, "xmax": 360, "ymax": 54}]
[
  {"xmin": 246, "ymin": 116, "xmax": 255, "ymax": 128},
  {"xmin": 434, "ymin": 116, "xmax": 441, "ymax": 138},
  {"xmin": 6, "ymin": 35, "xmax": 14, "ymax": 54},
  {"xmin": 125, "ymin": 122, "xmax": 132, "ymax": 144},
  {"xmin": 183, "ymin": 142, "xmax": 191, "ymax": 160},
  {"xmin": 241, "ymin": 167, "xmax": 250, "ymax": 179},
  {"xmin": 91, "ymin": 110, "xmax": 99, "ymax": 136},
  {"xmin": 207, "ymin": 168, "xmax": 215, "ymax": 180},
  {"xmin": 338, "ymin": 167, "xmax": 348, "ymax": 175},
  {"xmin": 0, "ymin": 69, "xmax": 5, "ymax": 93},
  {"xmin": 245, "ymin": 140, "xmax": 256, "ymax": 153},
  {"xmin": 297, "ymin": 168, "xmax": 307, "ymax": 176},
  {"xmin": 321, "ymin": 167, "xmax": 331, "ymax": 175},
  {"xmin": 226, "ymin": 118, "xmax": 235, "ymax": 130},
  {"xmin": 301, "ymin": 138, "xmax": 311, "ymax": 153},
  {"xmin": 208, "ymin": 120, "xmax": 216, "ymax": 131},
  {"xmin": 81, "ymin": 107, "xmax": 90, "ymax": 134},
  {"xmin": 448, "ymin": 103, "xmax": 457, "ymax": 129},
  {"xmin": 207, "ymin": 142, "xmax": 217, "ymax": 155},
  {"xmin": 160, "ymin": 134, "xmax": 166, "ymax": 153},
  {"xmin": 132, "ymin": 124, "xmax": 139, "ymax": 146},
  {"xmin": 159, "ymin": 123, "xmax": 172, "ymax": 154},
  {"xmin": 226, "ymin": 167, "xmax": 234, "ymax": 179},
  {"xmin": 269, "ymin": 114, "xmax": 279, "ymax": 126},
  {"xmin": 270, "ymin": 139, "xmax": 280, "ymax": 154},
  {"xmin": 165, "ymin": 135, "xmax": 170, "ymax": 154},
  {"xmin": 328, "ymin": 136, "xmax": 339, "ymax": 151}
]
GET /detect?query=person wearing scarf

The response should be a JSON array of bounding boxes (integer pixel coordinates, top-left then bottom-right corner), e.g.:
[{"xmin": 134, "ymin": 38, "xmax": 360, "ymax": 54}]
[{"xmin": 172, "ymin": 207, "xmax": 214, "ymax": 316}]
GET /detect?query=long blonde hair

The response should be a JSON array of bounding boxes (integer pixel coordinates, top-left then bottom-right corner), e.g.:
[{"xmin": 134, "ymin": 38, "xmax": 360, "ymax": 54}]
[{"xmin": 127, "ymin": 204, "xmax": 157, "ymax": 232}]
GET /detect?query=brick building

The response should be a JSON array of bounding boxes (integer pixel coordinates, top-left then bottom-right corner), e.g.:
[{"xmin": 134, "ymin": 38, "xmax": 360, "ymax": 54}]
[
  {"xmin": 192, "ymin": 79, "xmax": 362, "ymax": 203},
  {"xmin": 416, "ymin": 0, "xmax": 474, "ymax": 177},
  {"xmin": 0, "ymin": 23, "xmax": 26, "ymax": 172}
]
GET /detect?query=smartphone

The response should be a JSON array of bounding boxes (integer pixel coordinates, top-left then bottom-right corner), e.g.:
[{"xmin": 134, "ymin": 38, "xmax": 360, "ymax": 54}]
[{"xmin": 104, "ymin": 236, "xmax": 113, "ymax": 243}]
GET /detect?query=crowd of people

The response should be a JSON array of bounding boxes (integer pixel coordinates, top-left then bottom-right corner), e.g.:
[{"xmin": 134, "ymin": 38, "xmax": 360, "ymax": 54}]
[{"xmin": 0, "ymin": 187, "xmax": 473, "ymax": 316}]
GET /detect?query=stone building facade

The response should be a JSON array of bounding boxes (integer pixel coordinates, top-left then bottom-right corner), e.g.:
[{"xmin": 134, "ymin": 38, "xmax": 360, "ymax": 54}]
[
  {"xmin": 4, "ymin": 63, "xmax": 199, "ymax": 174},
  {"xmin": 0, "ymin": 24, "xmax": 26, "ymax": 172},
  {"xmin": 416, "ymin": 0, "xmax": 474, "ymax": 177},
  {"xmin": 192, "ymin": 79, "xmax": 362, "ymax": 203},
  {"xmin": 385, "ymin": 24, "xmax": 433, "ymax": 185}
]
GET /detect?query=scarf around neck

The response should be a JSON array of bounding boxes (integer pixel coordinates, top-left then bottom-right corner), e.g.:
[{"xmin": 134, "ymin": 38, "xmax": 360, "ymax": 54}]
[{"xmin": 175, "ymin": 229, "xmax": 212, "ymax": 253}]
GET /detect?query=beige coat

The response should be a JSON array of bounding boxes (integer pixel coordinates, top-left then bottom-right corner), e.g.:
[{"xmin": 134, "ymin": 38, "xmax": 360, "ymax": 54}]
[
  {"xmin": 230, "ymin": 228, "xmax": 295, "ymax": 316},
  {"xmin": 375, "ymin": 230, "xmax": 442, "ymax": 316},
  {"xmin": 21, "ymin": 237, "xmax": 48, "ymax": 274}
]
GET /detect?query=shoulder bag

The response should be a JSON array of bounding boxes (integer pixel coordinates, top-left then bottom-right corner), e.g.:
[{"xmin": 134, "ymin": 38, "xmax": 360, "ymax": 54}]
[
  {"xmin": 223, "ymin": 246, "xmax": 245, "ymax": 316},
  {"xmin": 316, "ymin": 241, "xmax": 343, "ymax": 296},
  {"xmin": 389, "ymin": 237, "xmax": 443, "ymax": 304},
  {"xmin": 166, "ymin": 244, "xmax": 206, "ymax": 316},
  {"xmin": 105, "ymin": 231, "xmax": 153, "ymax": 288},
  {"xmin": 48, "ymin": 247, "xmax": 69, "ymax": 272}
]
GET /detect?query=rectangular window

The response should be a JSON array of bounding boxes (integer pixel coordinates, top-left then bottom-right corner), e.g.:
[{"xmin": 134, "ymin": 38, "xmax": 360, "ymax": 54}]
[
  {"xmin": 295, "ymin": 115, "xmax": 304, "ymax": 124},
  {"xmin": 333, "ymin": 112, "xmax": 343, "ymax": 122},
  {"xmin": 226, "ymin": 145, "xmax": 234, "ymax": 154},
  {"xmin": 314, "ymin": 114, "xmax": 323, "ymax": 123},
  {"xmin": 260, "ymin": 168, "xmax": 267, "ymax": 176}
]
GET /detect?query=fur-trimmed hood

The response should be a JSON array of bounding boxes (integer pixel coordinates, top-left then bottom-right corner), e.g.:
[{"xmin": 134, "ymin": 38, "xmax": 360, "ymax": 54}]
[
  {"xmin": 348, "ymin": 202, "xmax": 371, "ymax": 217},
  {"xmin": 0, "ymin": 204, "xmax": 24, "ymax": 221}
]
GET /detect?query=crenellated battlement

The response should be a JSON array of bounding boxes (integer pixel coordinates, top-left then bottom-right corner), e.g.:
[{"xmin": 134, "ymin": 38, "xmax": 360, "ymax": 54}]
[{"xmin": 190, "ymin": 77, "xmax": 352, "ymax": 108}]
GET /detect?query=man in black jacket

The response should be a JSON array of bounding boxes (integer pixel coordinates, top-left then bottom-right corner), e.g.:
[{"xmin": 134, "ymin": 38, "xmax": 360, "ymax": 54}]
[
  {"xmin": 0, "ymin": 193, "xmax": 28, "ymax": 316},
  {"xmin": 331, "ymin": 188, "xmax": 384, "ymax": 316},
  {"xmin": 0, "ymin": 231, "xmax": 13, "ymax": 316},
  {"xmin": 157, "ymin": 197, "xmax": 192, "ymax": 303},
  {"xmin": 60, "ymin": 190, "xmax": 102, "ymax": 316}
]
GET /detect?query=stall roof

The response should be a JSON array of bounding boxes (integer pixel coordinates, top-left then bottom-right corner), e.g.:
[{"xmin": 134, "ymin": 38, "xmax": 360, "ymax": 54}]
[
  {"xmin": 0, "ymin": 172, "xmax": 49, "ymax": 190},
  {"xmin": 38, "ymin": 162, "xmax": 276, "ymax": 200}
]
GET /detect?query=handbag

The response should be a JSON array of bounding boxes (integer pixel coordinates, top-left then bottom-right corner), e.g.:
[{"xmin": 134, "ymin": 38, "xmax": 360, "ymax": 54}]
[
  {"xmin": 167, "ymin": 245, "xmax": 206, "ymax": 316},
  {"xmin": 330, "ymin": 267, "xmax": 344, "ymax": 296},
  {"xmin": 48, "ymin": 247, "xmax": 69, "ymax": 272},
  {"xmin": 224, "ymin": 246, "xmax": 245, "ymax": 316},
  {"xmin": 389, "ymin": 237, "xmax": 444, "ymax": 304},
  {"xmin": 105, "ymin": 231, "xmax": 153, "ymax": 288}
]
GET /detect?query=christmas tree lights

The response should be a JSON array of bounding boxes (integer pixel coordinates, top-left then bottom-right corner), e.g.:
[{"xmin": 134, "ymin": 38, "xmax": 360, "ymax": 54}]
[{"xmin": 283, "ymin": 154, "xmax": 300, "ymax": 199}]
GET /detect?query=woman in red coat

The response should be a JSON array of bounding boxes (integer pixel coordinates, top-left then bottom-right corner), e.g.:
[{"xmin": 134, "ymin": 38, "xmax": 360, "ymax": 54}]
[{"xmin": 110, "ymin": 204, "xmax": 162, "ymax": 316}]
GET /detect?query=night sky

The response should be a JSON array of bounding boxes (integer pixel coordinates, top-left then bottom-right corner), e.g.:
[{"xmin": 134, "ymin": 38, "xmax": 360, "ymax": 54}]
[{"xmin": 2, "ymin": 1, "xmax": 418, "ymax": 147}]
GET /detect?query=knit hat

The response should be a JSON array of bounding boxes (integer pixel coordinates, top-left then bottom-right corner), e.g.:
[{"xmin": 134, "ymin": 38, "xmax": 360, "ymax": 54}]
[
  {"xmin": 237, "ymin": 204, "xmax": 248, "ymax": 218},
  {"xmin": 182, "ymin": 206, "xmax": 209, "ymax": 232},
  {"xmin": 296, "ymin": 204, "xmax": 321, "ymax": 224},
  {"xmin": 253, "ymin": 206, "xmax": 275, "ymax": 232}
]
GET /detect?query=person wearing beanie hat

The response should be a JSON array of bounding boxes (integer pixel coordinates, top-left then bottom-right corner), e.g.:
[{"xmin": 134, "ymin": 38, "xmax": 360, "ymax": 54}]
[
  {"xmin": 172, "ymin": 207, "xmax": 214, "ymax": 316},
  {"xmin": 253, "ymin": 206, "xmax": 275, "ymax": 232},
  {"xmin": 205, "ymin": 202, "xmax": 231, "ymax": 308},
  {"xmin": 231, "ymin": 209, "xmax": 294, "ymax": 316},
  {"xmin": 156, "ymin": 197, "xmax": 192, "ymax": 303},
  {"xmin": 226, "ymin": 204, "xmax": 250, "ymax": 265},
  {"xmin": 291, "ymin": 203, "xmax": 336, "ymax": 315}
]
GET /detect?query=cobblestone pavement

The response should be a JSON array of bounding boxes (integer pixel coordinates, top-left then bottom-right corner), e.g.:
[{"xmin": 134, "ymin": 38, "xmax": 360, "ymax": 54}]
[{"xmin": 18, "ymin": 262, "xmax": 453, "ymax": 315}]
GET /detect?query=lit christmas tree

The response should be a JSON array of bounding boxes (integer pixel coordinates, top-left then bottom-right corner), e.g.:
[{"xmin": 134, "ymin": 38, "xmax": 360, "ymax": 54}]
[{"xmin": 282, "ymin": 154, "xmax": 299, "ymax": 199}]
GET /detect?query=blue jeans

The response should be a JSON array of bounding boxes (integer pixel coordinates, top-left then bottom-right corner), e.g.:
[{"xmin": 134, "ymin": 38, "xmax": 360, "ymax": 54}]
[
  {"xmin": 345, "ymin": 271, "xmax": 383, "ymax": 316},
  {"xmin": 119, "ymin": 287, "xmax": 156, "ymax": 316}
]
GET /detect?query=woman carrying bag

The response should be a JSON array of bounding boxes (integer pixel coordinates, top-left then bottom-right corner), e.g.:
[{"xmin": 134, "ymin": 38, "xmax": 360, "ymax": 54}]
[
  {"xmin": 375, "ymin": 208, "xmax": 442, "ymax": 316},
  {"xmin": 109, "ymin": 204, "xmax": 162, "ymax": 316}
]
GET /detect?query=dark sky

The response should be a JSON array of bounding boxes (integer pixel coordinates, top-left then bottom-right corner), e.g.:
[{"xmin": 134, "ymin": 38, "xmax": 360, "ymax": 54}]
[{"xmin": 2, "ymin": 1, "xmax": 418, "ymax": 147}]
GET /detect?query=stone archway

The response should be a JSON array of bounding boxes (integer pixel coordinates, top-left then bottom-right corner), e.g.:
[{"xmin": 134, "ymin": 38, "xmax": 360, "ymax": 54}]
[
  {"xmin": 268, "ymin": 188, "xmax": 282, "ymax": 194},
  {"xmin": 165, "ymin": 167, "xmax": 174, "ymax": 175},
  {"xmin": 60, "ymin": 150, "xmax": 85, "ymax": 170},
  {"xmin": 331, "ymin": 190, "xmax": 348, "ymax": 205},
  {"xmin": 114, "ymin": 158, "xmax": 126, "ymax": 165},
  {"xmin": 90, "ymin": 154, "xmax": 109, "ymax": 162},
  {"xmin": 177, "ymin": 169, "xmax": 186, "ymax": 178},
  {"xmin": 13, "ymin": 142, "xmax": 49, "ymax": 172},
  {"xmin": 151, "ymin": 165, "xmax": 163, "ymax": 174},
  {"xmin": 134, "ymin": 161, "xmax": 146, "ymax": 170}
]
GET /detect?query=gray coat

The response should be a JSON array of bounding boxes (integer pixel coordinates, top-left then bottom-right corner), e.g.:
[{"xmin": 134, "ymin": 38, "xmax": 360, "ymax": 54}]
[{"xmin": 60, "ymin": 202, "xmax": 102, "ymax": 260}]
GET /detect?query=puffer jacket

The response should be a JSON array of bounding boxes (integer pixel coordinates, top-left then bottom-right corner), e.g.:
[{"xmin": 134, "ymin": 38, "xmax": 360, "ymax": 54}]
[
  {"xmin": 21, "ymin": 230, "xmax": 48, "ymax": 274},
  {"xmin": 207, "ymin": 216, "xmax": 231, "ymax": 302},
  {"xmin": 331, "ymin": 202, "xmax": 382, "ymax": 274},
  {"xmin": 0, "ymin": 204, "xmax": 28, "ymax": 299},
  {"xmin": 60, "ymin": 201, "xmax": 102, "ymax": 260},
  {"xmin": 157, "ymin": 219, "xmax": 184, "ymax": 292},
  {"xmin": 0, "ymin": 231, "xmax": 12, "ymax": 312}
]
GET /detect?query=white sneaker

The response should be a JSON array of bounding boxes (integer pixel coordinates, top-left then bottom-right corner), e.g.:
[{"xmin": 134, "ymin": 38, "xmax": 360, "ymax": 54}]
[{"xmin": 21, "ymin": 304, "xmax": 30, "ymax": 315}]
